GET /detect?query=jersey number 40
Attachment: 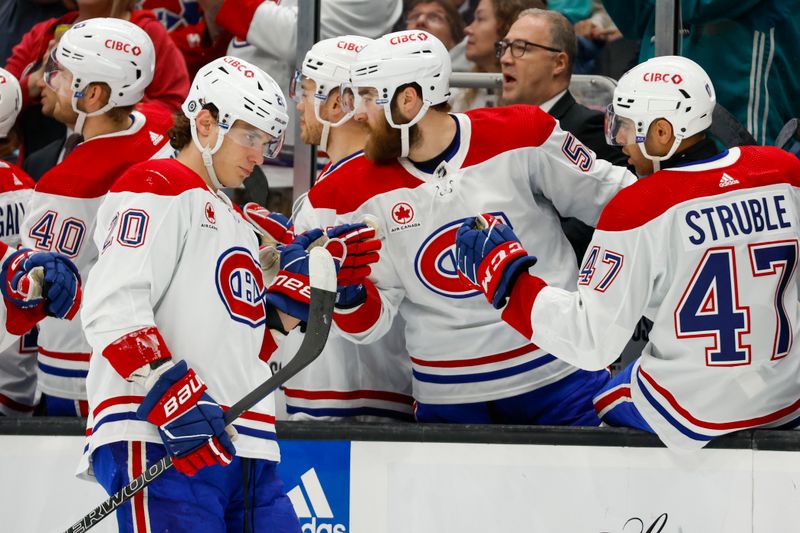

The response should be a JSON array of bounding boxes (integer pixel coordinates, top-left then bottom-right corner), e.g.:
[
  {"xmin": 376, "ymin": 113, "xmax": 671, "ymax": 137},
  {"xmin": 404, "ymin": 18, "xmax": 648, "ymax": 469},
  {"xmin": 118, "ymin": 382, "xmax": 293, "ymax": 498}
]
[
  {"xmin": 28, "ymin": 211, "xmax": 86, "ymax": 258},
  {"xmin": 675, "ymin": 241, "xmax": 798, "ymax": 366}
]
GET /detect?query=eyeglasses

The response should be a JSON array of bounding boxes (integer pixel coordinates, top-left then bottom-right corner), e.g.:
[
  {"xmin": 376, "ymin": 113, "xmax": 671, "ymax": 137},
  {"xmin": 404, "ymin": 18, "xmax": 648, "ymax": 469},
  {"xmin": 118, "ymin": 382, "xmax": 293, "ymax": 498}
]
[
  {"xmin": 495, "ymin": 39, "xmax": 562, "ymax": 59},
  {"xmin": 405, "ymin": 11, "xmax": 447, "ymax": 26}
]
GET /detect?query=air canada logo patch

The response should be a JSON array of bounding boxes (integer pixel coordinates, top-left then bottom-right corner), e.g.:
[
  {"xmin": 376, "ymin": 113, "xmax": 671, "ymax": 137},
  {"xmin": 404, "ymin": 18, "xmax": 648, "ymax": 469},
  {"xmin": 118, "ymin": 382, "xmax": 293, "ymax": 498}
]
[
  {"xmin": 205, "ymin": 202, "xmax": 216, "ymax": 224},
  {"xmin": 215, "ymin": 247, "xmax": 267, "ymax": 327},
  {"xmin": 415, "ymin": 212, "xmax": 511, "ymax": 298},
  {"xmin": 390, "ymin": 201, "xmax": 420, "ymax": 234}
]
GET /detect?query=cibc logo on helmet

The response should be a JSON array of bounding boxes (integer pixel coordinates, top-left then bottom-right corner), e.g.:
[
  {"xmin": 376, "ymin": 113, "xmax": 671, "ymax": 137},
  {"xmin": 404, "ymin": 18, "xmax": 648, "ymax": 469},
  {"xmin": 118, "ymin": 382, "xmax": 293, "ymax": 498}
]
[
  {"xmin": 104, "ymin": 40, "xmax": 142, "ymax": 56},
  {"xmin": 643, "ymin": 72, "xmax": 683, "ymax": 84},
  {"xmin": 222, "ymin": 57, "xmax": 255, "ymax": 78},
  {"xmin": 389, "ymin": 32, "xmax": 429, "ymax": 45},
  {"xmin": 337, "ymin": 41, "xmax": 365, "ymax": 52}
]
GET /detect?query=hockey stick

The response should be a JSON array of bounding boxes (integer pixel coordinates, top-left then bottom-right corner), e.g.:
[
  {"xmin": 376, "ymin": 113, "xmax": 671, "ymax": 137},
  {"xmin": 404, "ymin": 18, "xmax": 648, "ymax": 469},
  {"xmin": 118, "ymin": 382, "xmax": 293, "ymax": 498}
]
[{"xmin": 64, "ymin": 247, "xmax": 338, "ymax": 533}]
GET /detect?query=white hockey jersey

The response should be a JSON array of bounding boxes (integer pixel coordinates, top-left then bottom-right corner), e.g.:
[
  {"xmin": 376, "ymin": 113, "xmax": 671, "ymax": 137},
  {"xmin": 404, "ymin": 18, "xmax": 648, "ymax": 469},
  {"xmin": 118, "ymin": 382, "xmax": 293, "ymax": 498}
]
[
  {"xmin": 503, "ymin": 146, "xmax": 800, "ymax": 449},
  {"xmin": 308, "ymin": 106, "xmax": 636, "ymax": 404},
  {"xmin": 79, "ymin": 158, "xmax": 280, "ymax": 479},
  {"xmin": 20, "ymin": 106, "xmax": 174, "ymax": 400},
  {"xmin": 0, "ymin": 165, "xmax": 36, "ymax": 416},
  {"xmin": 275, "ymin": 152, "xmax": 413, "ymax": 421}
]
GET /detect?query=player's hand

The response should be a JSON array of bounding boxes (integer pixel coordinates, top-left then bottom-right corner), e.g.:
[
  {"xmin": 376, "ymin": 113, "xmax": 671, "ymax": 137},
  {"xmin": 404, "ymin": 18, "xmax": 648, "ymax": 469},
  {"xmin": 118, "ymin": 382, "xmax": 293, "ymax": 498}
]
[
  {"xmin": 1, "ymin": 249, "xmax": 82, "ymax": 319},
  {"xmin": 243, "ymin": 202, "xmax": 295, "ymax": 246},
  {"xmin": 324, "ymin": 223, "xmax": 381, "ymax": 308},
  {"xmin": 455, "ymin": 214, "xmax": 538, "ymax": 309},
  {"xmin": 136, "ymin": 360, "xmax": 235, "ymax": 476},
  {"xmin": 265, "ymin": 228, "xmax": 331, "ymax": 322}
]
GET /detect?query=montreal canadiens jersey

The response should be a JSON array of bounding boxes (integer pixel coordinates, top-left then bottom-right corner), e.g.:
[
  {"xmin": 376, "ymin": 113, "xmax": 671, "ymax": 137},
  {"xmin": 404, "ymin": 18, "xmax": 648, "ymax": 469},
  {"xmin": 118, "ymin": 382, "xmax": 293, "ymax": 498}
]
[
  {"xmin": 516, "ymin": 146, "xmax": 800, "ymax": 449},
  {"xmin": 274, "ymin": 152, "xmax": 414, "ymax": 421},
  {"xmin": 308, "ymin": 106, "xmax": 636, "ymax": 404},
  {"xmin": 78, "ymin": 158, "xmax": 280, "ymax": 479},
  {"xmin": 20, "ymin": 106, "xmax": 174, "ymax": 400},
  {"xmin": 0, "ymin": 163, "xmax": 37, "ymax": 416}
]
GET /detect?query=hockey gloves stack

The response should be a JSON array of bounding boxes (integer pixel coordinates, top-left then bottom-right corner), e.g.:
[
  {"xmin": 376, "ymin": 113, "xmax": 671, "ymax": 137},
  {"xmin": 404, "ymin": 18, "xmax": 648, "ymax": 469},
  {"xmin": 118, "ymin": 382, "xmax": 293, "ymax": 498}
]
[
  {"xmin": 0, "ymin": 248, "xmax": 82, "ymax": 334},
  {"xmin": 455, "ymin": 214, "xmax": 538, "ymax": 309},
  {"xmin": 136, "ymin": 360, "xmax": 235, "ymax": 476},
  {"xmin": 265, "ymin": 222, "xmax": 382, "ymax": 322}
]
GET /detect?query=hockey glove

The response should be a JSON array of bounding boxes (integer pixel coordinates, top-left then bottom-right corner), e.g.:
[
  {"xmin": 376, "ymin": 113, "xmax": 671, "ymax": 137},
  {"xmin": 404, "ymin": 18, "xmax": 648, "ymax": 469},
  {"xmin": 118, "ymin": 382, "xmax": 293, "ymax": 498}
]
[
  {"xmin": 243, "ymin": 202, "xmax": 295, "ymax": 246},
  {"xmin": 136, "ymin": 360, "xmax": 235, "ymax": 476},
  {"xmin": 324, "ymin": 223, "xmax": 382, "ymax": 308},
  {"xmin": 265, "ymin": 228, "xmax": 328, "ymax": 323},
  {"xmin": 455, "ymin": 214, "xmax": 538, "ymax": 309},
  {"xmin": 0, "ymin": 249, "xmax": 82, "ymax": 333}
]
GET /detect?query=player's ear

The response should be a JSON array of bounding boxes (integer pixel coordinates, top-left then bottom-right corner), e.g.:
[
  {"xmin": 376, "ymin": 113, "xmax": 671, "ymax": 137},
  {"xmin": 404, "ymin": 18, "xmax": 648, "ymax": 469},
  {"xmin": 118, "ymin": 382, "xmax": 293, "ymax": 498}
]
[
  {"xmin": 80, "ymin": 82, "xmax": 108, "ymax": 113},
  {"xmin": 396, "ymin": 85, "xmax": 421, "ymax": 121},
  {"xmin": 195, "ymin": 109, "xmax": 217, "ymax": 136},
  {"xmin": 652, "ymin": 118, "xmax": 675, "ymax": 147}
]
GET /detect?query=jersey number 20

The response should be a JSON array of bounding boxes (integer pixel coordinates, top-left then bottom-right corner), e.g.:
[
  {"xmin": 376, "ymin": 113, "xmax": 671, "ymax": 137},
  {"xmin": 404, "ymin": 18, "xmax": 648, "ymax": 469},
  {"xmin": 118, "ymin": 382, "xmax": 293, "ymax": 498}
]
[{"xmin": 675, "ymin": 241, "xmax": 798, "ymax": 366}]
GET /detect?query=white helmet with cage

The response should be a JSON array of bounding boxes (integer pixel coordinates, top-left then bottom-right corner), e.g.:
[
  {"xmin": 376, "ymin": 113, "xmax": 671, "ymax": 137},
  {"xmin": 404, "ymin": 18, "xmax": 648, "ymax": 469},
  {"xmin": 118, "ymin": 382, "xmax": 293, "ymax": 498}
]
[
  {"xmin": 0, "ymin": 68, "xmax": 22, "ymax": 138},
  {"xmin": 290, "ymin": 35, "xmax": 373, "ymax": 152},
  {"xmin": 347, "ymin": 30, "xmax": 451, "ymax": 157},
  {"xmin": 182, "ymin": 56, "xmax": 289, "ymax": 189},
  {"xmin": 48, "ymin": 18, "xmax": 155, "ymax": 134},
  {"xmin": 605, "ymin": 55, "xmax": 716, "ymax": 168}
]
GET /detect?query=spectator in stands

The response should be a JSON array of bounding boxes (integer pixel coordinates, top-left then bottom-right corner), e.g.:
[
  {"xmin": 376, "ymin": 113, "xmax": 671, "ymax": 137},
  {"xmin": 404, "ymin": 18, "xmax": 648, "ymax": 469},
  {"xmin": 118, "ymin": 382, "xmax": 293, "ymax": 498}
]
[
  {"xmin": 0, "ymin": 0, "xmax": 69, "ymax": 66},
  {"xmin": 499, "ymin": 8, "xmax": 626, "ymax": 259},
  {"xmin": 450, "ymin": 0, "xmax": 479, "ymax": 26},
  {"xmin": 451, "ymin": 0, "xmax": 544, "ymax": 112},
  {"xmin": 4, "ymin": 0, "xmax": 190, "ymax": 158},
  {"xmin": 405, "ymin": 0, "xmax": 465, "ymax": 50},
  {"xmin": 22, "ymin": 39, "xmax": 75, "ymax": 180},
  {"xmin": 142, "ymin": 0, "xmax": 231, "ymax": 77},
  {"xmin": 601, "ymin": 0, "xmax": 800, "ymax": 146}
]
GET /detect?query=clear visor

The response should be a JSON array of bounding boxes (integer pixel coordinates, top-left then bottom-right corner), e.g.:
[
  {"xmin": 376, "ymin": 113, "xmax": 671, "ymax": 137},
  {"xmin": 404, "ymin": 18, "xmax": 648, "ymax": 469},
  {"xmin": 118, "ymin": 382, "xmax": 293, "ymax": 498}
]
[
  {"xmin": 339, "ymin": 84, "xmax": 384, "ymax": 115},
  {"xmin": 604, "ymin": 104, "xmax": 641, "ymax": 146},
  {"xmin": 289, "ymin": 70, "xmax": 303, "ymax": 103},
  {"xmin": 225, "ymin": 121, "xmax": 284, "ymax": 160},
  {"xmin": 43, "ymin": 50, "xmax": 72, "ymax": 95}
]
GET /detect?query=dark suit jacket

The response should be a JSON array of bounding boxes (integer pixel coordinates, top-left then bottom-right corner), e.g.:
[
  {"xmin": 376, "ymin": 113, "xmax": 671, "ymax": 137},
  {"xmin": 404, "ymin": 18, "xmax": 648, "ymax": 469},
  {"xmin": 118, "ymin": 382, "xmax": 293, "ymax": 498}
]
[
  {"xmin": 547, "ymin": 91, "xmax": 629, "ymax": 263},
  {"xmin": 22, "ymin": 136, "xmax": 64, "ymax": 181}
]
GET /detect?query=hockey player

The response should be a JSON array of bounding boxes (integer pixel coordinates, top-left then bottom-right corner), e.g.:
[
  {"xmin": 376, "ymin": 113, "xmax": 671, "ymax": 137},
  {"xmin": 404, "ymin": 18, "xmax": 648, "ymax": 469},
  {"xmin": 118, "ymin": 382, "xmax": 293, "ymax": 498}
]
[
  {"xmin": 266, "ymin": 35, "xmax": 414, "ymax": 421},
  {"xmin": 0, "ymin": 69, "xmax": 81, "ymax": 415},
  {"xmin": 20, "ymin": 18, "xmax": 174, "ymax": 416},
  {"xmin": 307, "ymin": 30, "xmax": 636, "ymax": 424},
  {"xmin": 455, "ymin": 56, "xmax": 800, "ymax": 449},
  {"xmin": 79, "ymin": 55, "xmax": 378, "ymax": 532}
]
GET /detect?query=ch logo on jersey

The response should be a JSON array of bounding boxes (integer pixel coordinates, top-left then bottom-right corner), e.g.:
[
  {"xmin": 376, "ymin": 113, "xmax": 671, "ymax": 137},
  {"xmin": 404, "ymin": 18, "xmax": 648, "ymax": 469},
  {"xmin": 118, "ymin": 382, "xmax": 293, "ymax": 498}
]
[
  {"xmin": 215, "ymin": 247, "xmax": 267, "ymax": 327},
  {"xmin": 415, "ymin": 212, "xmax": 511, "ymax": 298}
]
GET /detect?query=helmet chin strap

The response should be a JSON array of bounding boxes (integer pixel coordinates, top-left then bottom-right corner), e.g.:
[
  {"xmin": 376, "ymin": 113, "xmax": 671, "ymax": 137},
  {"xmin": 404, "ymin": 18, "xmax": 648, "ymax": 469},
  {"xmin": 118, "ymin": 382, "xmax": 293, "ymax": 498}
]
[
  {"xmin": 313, "ymin": 98, "xmax": 355, "ymax": 153},
  {"xmin": 71, "ymin": 91, "xmax": 115, "ymax": 136},
  {"xmin": 638, "ymin": 136, "xmax": 682, "ymax": 174},
  {"xmin": 384, "ymin": 102, "xmax": 430, "ymax": 158},
  {"xmin": 190, "ymin": 119, "xmax": 226, "ymax": 190},
  {"xmin": 319, "ymin": 122, "xmax": 331, "ymax": 153}
]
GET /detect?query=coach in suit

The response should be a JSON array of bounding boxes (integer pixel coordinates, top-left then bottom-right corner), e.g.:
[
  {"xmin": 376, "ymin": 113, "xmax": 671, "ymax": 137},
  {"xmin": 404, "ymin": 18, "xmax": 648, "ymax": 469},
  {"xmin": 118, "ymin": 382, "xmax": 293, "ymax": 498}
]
[{"xmin": 498, "ymin": 7, "xmax": 627, "ymax": 260}]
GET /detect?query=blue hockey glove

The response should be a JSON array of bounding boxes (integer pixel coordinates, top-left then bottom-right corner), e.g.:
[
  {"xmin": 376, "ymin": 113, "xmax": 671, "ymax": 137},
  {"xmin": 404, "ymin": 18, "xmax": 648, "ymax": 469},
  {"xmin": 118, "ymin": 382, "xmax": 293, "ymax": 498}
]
[
  {"xmin": 136, "ymin": 360, "xmax": 235, "ymax": 476},
  {"xmin": 1, "ymin": 249, "xmax": 82, "ymax": 319},
  {"xmin": 324, "ymin": 223, "xmax": 381, "ymax": 309},
  {"xmin": 265, "ymin": 228, "xmax": 327, "ymax": 322},
  {"xmin": 455, "ymin": 214, "xmax": 538, "ymax": 309}
]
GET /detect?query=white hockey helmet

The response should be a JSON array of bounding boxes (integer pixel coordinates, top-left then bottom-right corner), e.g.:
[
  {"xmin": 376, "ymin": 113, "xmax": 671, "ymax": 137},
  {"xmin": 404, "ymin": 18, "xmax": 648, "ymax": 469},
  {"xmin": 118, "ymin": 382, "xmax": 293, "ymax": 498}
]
[
  {"xmin": 182, "ymin": 56, "xmax": 289, "ymax": 189},
  {"xmin": 290, "ymin": 35, "xmax": 373, "ymax": 151},
  {"xmin": 605, "ymin": 55, "xmax": 716, "ymax": 165},
  {"xmin": 0, "ymin": 68, "xmax": 22, "ymax": 138},
  {"xmin": 52, "ymin": 18, "xmax": 155, "ymax": 134},
  {"xmin": 347, "ymin": 30, "xmax": 451, "ymax": 157}
]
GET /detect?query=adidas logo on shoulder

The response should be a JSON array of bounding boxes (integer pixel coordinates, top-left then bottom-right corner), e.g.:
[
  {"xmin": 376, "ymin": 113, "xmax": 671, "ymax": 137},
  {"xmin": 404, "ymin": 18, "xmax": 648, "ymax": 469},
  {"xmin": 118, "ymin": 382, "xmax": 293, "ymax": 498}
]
[
  {"xmin": 149, "ymin": 131, "xmax": 164, "ymax": 146},
  {"xmin": 287, "ymin": 467, "xmax": 346, "ymax": 533},
  {"xmin": 719, "ymin": 173, "xmax": 739, "ymax": 188}
]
